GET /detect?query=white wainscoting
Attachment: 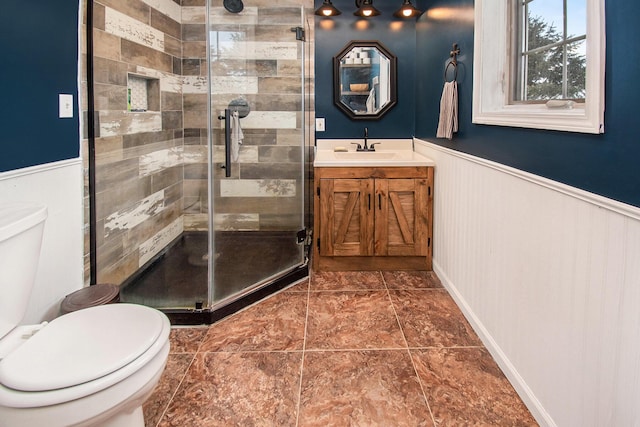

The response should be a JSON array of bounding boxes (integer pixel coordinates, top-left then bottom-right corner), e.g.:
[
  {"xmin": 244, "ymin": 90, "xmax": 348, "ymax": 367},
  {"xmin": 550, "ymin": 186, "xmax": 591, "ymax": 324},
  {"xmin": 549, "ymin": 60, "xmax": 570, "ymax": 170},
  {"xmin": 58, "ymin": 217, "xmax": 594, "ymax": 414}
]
[
  {"xmin": 414, "ymin": 138, "xmax": 640, "ymax": 427},
  {"xmin": 0, "ymin": 159, "xmax": 84, "ymax": 323}
]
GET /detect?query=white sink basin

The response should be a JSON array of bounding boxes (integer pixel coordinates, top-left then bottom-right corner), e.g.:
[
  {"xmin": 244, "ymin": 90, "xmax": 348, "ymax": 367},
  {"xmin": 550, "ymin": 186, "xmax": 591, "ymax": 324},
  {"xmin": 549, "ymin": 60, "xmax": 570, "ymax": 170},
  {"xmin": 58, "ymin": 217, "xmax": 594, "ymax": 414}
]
[
  {"xmin": 333, "ymin": 152, "xmax": 398, "ymax": 160},
  {"xmin": 315, "ymin": 150, "xmax": 434, "ymax": 167},
  {"xmin": 314, "ymin": 139, "xmax": 435, "ymax": 167}
]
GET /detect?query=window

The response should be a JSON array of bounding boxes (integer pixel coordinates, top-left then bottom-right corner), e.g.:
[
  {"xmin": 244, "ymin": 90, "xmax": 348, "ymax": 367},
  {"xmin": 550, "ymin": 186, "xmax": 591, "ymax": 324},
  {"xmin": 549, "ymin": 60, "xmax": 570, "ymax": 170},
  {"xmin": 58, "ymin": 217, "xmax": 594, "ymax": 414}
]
[
  {"xmin": 472, "ymin": 0, "xmax": 605, "ymax": 134},
  {"xmin": 514, "ymin": 0, "xmax": 586, "ymax": 102}
]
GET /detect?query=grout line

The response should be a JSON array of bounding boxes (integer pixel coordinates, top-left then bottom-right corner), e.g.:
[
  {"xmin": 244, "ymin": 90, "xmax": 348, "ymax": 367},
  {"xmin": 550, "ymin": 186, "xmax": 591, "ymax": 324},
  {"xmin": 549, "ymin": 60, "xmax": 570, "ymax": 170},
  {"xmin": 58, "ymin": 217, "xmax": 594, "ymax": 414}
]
[
  {"xmin": 196, "ymin": 349, "xmax": 306, "ymax": 354},
  {"xmin": 194, "ymin": 327, "xmax": 209, "ymax": 354},
  {"xmin": 306, "ymin": 288, "xmax": 389, "ymax": 292},
  {"xmin": 383, "ymin": 271, "xmax": 438, "ymax": 427},
  {"xmin": 303, "ymin": 346, "xmax": 410, "ymax": 352},
  {"xmin": 381, "ymin": 271, "xmax": 411, "ymax": 352},
  {"xmin": 188, "ymin": 345, "xmax": 488, "ymax": 353},
  {"xmin": 294, "ymin": 276, "xmax": 311, "ymax": 427},
  {"xmin": 154, "ymin": 351, "xmax": 198, "ymax": 427},
  {"xmin": 407, "ymin": 345, "xmax": 486, "ymax": 350},
  {"xmin": 155, "ymin": 328, "xmax": 209, "ymax": 426},
  {"xmin": 406, "ymin": 350, "xmax": 437, "ymax": 427}
]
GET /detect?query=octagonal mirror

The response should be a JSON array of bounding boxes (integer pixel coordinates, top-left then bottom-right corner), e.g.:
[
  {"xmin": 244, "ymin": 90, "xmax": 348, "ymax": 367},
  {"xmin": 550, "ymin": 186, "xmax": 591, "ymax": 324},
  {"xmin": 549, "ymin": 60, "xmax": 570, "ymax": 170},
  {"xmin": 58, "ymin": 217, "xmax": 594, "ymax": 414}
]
[{"xmin": 333, "ymin": 41, "xmax": 397, "ymax": 120}]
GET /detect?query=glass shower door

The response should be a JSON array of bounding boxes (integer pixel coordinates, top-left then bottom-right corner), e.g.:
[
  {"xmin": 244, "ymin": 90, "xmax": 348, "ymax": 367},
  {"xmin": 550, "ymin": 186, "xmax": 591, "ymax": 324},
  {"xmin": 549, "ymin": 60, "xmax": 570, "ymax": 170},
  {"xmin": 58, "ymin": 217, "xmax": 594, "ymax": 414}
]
[{"xmin": 207, "ymin": 3, "xmax": 307, "ymax": 306}]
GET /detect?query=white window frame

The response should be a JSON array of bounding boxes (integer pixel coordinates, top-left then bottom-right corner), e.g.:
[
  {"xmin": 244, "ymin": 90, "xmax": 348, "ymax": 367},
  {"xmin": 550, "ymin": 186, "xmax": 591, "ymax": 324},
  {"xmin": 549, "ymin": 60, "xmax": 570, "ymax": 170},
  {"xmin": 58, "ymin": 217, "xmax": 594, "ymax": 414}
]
[{"xmin": 472, "ymin": 0, "xmax": 605, "ymax": 134}]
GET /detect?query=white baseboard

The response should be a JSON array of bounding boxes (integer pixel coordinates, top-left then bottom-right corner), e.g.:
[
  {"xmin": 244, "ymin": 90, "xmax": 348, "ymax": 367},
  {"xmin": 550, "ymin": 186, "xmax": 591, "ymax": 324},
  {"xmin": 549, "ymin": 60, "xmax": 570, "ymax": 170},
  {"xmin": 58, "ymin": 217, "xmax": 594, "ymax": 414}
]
[{"xmin": 432, "ymin": 260, "xmax": 556, "ymax": 426}]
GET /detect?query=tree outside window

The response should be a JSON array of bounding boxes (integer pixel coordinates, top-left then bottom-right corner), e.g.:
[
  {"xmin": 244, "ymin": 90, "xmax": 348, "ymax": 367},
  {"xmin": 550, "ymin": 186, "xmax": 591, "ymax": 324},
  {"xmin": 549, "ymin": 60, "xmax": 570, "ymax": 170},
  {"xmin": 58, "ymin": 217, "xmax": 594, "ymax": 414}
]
[{"xmin": 513, "ymin": 0, "xmax": 587, "ymax": 102}]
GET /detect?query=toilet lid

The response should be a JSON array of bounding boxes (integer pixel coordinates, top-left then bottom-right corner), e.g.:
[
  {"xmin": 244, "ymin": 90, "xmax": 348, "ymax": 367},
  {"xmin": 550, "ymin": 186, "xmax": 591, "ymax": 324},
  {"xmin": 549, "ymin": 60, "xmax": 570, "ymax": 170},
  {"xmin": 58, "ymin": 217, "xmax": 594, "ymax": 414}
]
[
  {"xmin": 0, "ymin": 304, "xmax": 164, "ymax": 392},
  {"xmin": 0, "ymin": 202, "xmax": 47, "ymax": 242}
]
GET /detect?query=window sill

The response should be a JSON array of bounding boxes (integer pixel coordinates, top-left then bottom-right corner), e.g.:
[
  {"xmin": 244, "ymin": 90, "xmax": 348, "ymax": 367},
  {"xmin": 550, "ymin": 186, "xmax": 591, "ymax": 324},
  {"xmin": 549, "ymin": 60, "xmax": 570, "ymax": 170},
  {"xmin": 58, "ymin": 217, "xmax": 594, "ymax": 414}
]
[{"xmin": 473, "ymin": 104, "xmax": 603, "ymax": 134}]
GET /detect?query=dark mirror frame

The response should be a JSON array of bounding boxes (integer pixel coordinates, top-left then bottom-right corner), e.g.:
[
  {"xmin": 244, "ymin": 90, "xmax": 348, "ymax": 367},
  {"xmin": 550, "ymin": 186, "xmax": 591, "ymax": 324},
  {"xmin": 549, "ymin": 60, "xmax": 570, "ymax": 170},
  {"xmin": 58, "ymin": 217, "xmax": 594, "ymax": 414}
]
[{"xmin": 333, "ymin": 40, "xmax": 397, "ymax": 121}]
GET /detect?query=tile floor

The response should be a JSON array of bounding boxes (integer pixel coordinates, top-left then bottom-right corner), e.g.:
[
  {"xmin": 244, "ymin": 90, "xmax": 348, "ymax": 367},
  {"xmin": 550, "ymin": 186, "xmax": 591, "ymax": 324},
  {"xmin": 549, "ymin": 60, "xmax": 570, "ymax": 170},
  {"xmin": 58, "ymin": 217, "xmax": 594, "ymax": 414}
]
[{"xmin": 143, "ymin": 271, "xmax": 538, "ymax": 426}]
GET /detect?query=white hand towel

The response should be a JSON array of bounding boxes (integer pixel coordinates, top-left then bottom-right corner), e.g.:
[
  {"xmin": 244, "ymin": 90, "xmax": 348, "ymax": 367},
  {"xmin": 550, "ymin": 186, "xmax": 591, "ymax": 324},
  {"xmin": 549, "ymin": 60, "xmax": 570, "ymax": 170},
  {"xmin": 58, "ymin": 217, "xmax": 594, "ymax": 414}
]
[
  {"xmin": 231, "ymin": 111, "xmax": 243, "ymax": 162},
  {"xmin": 366, "ymin": 87, "xmax": 376, "ymax": 113},
  {"xmin": 436, "ymin": 81, "xmax": 458, "ymax": 140}
]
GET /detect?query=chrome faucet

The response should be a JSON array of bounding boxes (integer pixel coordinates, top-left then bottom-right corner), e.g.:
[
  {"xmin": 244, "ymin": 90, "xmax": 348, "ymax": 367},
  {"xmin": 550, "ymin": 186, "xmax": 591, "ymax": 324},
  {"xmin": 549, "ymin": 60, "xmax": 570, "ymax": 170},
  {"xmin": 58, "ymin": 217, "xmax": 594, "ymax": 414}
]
[{"xmin": 351, "ymin": 127, "xmax": 378, "ymax": 152}]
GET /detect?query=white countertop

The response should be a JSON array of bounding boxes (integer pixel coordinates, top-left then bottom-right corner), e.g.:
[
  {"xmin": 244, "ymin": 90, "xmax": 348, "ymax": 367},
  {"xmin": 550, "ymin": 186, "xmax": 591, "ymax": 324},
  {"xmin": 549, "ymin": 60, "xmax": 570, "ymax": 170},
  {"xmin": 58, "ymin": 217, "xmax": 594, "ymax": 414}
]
[{"xmin": 314, "ymin": 139, "xmax": 435, "ymax": 167}]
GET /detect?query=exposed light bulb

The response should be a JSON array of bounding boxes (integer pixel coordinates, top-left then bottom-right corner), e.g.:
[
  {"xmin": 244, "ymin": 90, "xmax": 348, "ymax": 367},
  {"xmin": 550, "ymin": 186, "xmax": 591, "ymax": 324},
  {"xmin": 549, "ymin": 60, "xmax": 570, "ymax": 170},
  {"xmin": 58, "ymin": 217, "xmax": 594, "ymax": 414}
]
[
  {"xmin": 314, "ymin": 0, "xmax": 341, "ymax": 17},
  {"xmin": 393, "ymin": 1, "xmax": 421, "ymax": 19},
  {"xmin": 354, "ymin": 0, "xmax": 380, "ymax": 18}
]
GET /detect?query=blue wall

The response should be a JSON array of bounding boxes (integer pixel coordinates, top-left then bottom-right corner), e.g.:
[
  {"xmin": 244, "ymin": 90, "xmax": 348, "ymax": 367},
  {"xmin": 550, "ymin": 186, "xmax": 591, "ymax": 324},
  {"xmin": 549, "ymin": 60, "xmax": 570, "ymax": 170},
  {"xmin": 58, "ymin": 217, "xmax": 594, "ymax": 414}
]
[
  {"xmin": 315, "ymin": 0, "xmax": 640, "ymax": 208},
  {"xmin": 4, "ymin": 1, "xmax": 638, "ymax": 207},
  {"xmin": 315, "ymin": 0, "xmax": 417, "ymax": 139},
  {"xmin": 0, "ymin": 1, "xmax": 80, "ymax": 173},
  {"xmin": 415, "ymin": 0, "xmax": 640, "ymax": 208}
]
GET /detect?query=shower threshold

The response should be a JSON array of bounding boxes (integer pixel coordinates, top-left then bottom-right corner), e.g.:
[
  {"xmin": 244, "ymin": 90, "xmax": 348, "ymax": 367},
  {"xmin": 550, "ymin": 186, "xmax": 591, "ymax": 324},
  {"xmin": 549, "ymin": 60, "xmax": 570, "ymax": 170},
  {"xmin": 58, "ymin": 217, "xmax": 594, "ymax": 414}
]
[{"xmin": 119, "ymin": 231, "xmax": 309, "ymax": 325}]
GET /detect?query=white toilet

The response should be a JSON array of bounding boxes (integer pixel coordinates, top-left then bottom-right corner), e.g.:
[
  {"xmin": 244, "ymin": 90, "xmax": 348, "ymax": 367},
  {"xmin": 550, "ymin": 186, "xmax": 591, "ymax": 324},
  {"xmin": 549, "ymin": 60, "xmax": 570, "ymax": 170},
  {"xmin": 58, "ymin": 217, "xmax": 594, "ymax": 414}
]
[{"xmin": 0, "ymin": 202, "xmax": 171, "ymax": 427}]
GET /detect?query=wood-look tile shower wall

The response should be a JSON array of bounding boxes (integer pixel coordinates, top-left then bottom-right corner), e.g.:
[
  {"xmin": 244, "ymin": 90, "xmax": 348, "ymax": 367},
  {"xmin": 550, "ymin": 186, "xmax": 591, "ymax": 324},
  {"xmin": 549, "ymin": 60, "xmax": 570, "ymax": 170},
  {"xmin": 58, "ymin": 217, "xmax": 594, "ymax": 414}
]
[
  {"xmin": 186, "ymin": 1, "xmax": 311, "ymax": 232},
  {"xmin": 84, "ymin": 0, "xmax": 314, "ymax": 285}
]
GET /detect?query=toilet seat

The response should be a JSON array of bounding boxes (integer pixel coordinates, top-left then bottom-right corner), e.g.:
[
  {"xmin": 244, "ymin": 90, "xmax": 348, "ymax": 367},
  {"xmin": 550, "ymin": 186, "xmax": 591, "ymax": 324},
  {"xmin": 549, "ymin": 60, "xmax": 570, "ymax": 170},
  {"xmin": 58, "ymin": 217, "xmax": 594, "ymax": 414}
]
[{"xmin": 0, "ymin": 303, "xmax": 170, "ymax": 408}]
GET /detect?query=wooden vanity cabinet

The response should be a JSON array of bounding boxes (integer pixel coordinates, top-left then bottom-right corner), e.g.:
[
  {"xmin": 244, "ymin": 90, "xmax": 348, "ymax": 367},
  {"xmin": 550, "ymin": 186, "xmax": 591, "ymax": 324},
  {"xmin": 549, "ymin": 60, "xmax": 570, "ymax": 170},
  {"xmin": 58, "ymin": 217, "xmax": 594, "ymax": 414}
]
[{"xmin": 313, "ymin": 166, "xmax": 433, "ymax": 271}]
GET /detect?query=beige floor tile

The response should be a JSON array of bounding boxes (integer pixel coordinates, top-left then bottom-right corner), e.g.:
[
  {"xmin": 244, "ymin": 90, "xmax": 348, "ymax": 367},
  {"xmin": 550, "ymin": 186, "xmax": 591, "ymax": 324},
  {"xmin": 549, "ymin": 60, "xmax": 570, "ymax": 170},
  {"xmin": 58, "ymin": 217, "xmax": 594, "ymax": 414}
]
[
  {"xmin": 299, "ymin": 350, "xmax": 434, "ymax": 426},
  {"xmin": 306, "ymin": 291, "xmax": 405, "ymax": 350},
  {"xmin": 310, "ymin": 271, "xmax": 385, "ymax": 291},
  {"xmin": 158, "ymin": 351, "xmax": 302, "ymax": 427},
  {"xmin": 382, "ymin": 270, "xmax": 443, "ymax": 289},
  {"xmin": 389, "ymin": 289, "xmax": 483, "ymax": 348},
  {"xmin": 411, "ymin": 348, "xmax": 538, "ymax": 426},
  {"xmin": 199, "ymin": 291, "xmax": 307, "ymax": 352},
  {"xmin": 168, "ymin": 327, "xmax": 208, "ymax": 353}
]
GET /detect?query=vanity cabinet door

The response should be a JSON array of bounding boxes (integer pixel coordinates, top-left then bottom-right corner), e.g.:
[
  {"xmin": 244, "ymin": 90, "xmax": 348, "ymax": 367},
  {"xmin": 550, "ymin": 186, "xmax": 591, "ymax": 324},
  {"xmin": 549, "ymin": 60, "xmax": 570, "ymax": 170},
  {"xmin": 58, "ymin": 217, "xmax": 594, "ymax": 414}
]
[
  {"xmin": 319, "ymin": 178, "xmax": 374, "ymax": 256},
  {"xmin": 319, "ymin": 177, "xmax": 430, "ymax": 258},
  {"xmin": 374, "ymin": 178, "xmax": 430, "ymax": 256},
  {"xmin": 313, "ymin": 166, "xmax": 433, "ymax": 271}
]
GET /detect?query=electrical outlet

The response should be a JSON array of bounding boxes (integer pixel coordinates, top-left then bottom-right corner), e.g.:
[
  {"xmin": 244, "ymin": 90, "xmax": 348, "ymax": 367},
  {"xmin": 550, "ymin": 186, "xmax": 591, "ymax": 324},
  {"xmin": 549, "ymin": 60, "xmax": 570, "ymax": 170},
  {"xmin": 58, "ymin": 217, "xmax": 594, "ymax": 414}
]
[{"xmin": 315, "ymin": 118, "xmax": 325, "ymax": 132}]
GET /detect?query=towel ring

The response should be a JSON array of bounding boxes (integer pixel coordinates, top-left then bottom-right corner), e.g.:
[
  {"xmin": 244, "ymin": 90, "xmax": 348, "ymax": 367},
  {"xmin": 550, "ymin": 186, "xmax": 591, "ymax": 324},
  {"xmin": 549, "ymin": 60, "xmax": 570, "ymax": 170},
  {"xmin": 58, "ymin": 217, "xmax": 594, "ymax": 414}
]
[
  {"xmin": 444, "ymin": 61, "xmax": 457, "ymax": 83},
  {"xmin": 444, "ymin": 43, "xmax": 460, "ymax": 82}
]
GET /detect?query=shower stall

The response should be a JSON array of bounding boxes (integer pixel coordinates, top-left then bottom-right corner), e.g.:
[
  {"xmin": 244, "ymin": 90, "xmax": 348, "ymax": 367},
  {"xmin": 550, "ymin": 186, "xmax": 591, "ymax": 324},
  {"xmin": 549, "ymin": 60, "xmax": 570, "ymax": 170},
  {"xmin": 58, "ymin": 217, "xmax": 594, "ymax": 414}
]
[{"xmin": 85, "ymin": 0, "xmax": 314, "ymax": 322}]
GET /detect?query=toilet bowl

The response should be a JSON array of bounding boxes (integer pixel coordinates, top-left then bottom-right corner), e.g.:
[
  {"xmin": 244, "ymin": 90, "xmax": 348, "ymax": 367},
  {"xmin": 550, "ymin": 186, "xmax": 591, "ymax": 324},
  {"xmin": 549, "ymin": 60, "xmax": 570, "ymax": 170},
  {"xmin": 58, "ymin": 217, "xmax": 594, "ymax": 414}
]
[{"xmin": 0, "ymin": 202, "xmax": 171, "ymax": 427}]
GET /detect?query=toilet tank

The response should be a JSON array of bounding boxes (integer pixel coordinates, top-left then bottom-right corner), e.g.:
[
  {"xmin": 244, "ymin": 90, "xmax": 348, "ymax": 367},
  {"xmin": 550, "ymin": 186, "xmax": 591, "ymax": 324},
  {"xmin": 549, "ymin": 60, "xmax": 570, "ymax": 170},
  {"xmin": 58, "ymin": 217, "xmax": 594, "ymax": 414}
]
[{"xmin": 0, "ymin": 202, "xmax": 47, "ymax": 339}]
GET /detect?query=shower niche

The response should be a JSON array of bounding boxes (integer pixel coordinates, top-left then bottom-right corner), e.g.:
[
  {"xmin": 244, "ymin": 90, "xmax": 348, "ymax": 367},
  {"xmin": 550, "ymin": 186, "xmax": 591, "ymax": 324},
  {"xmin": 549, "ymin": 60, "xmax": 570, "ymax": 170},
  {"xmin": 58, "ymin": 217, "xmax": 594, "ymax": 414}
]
[{"xmin": 127, "ymin": 74, "xmax": 159, "ymax": 113}]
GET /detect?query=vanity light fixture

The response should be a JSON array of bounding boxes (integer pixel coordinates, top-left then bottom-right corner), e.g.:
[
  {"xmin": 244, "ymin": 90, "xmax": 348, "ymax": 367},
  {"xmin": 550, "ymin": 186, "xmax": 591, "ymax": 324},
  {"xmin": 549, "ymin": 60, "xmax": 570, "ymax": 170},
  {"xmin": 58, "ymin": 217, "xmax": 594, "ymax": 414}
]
[
  {"xmin": 393, "ymin": 0, "xmax": 422, "ymax": 18},
  {"xmin": 314, "ymin": 0, "xmax": 342, "ymax": 16},
  {"xmin": 354, "ymin": 0, "xmax": 380, "ymax": 17}
]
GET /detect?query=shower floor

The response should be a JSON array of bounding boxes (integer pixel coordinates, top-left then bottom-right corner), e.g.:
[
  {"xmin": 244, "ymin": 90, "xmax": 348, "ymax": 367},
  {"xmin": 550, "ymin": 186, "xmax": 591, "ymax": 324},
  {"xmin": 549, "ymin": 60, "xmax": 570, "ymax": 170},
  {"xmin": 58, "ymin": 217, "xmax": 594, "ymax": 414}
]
[{"xmin": 119, "ymin": 231, "xmax": 304, "ymax": 310}]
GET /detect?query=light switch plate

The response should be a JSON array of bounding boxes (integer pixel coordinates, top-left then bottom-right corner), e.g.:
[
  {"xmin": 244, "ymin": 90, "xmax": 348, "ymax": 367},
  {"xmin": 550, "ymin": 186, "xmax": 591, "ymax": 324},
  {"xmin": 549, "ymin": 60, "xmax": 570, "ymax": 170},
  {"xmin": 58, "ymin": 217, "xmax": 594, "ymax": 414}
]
[
  {"xmin": 315, "ymin": 118, "xmax": 325, "ymax": 132},
  {"xmin": 59, "ymin": 94, "xmax": 73, "ymax": 118}
]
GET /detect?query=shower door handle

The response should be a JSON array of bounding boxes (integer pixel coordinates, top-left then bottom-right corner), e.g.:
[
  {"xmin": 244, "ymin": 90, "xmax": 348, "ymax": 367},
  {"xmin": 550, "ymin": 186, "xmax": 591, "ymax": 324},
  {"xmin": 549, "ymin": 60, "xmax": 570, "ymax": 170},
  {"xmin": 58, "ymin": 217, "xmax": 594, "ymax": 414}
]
[{"xmin": 217, "ymin": 108, "xmax": 232, "ymax": 177}]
